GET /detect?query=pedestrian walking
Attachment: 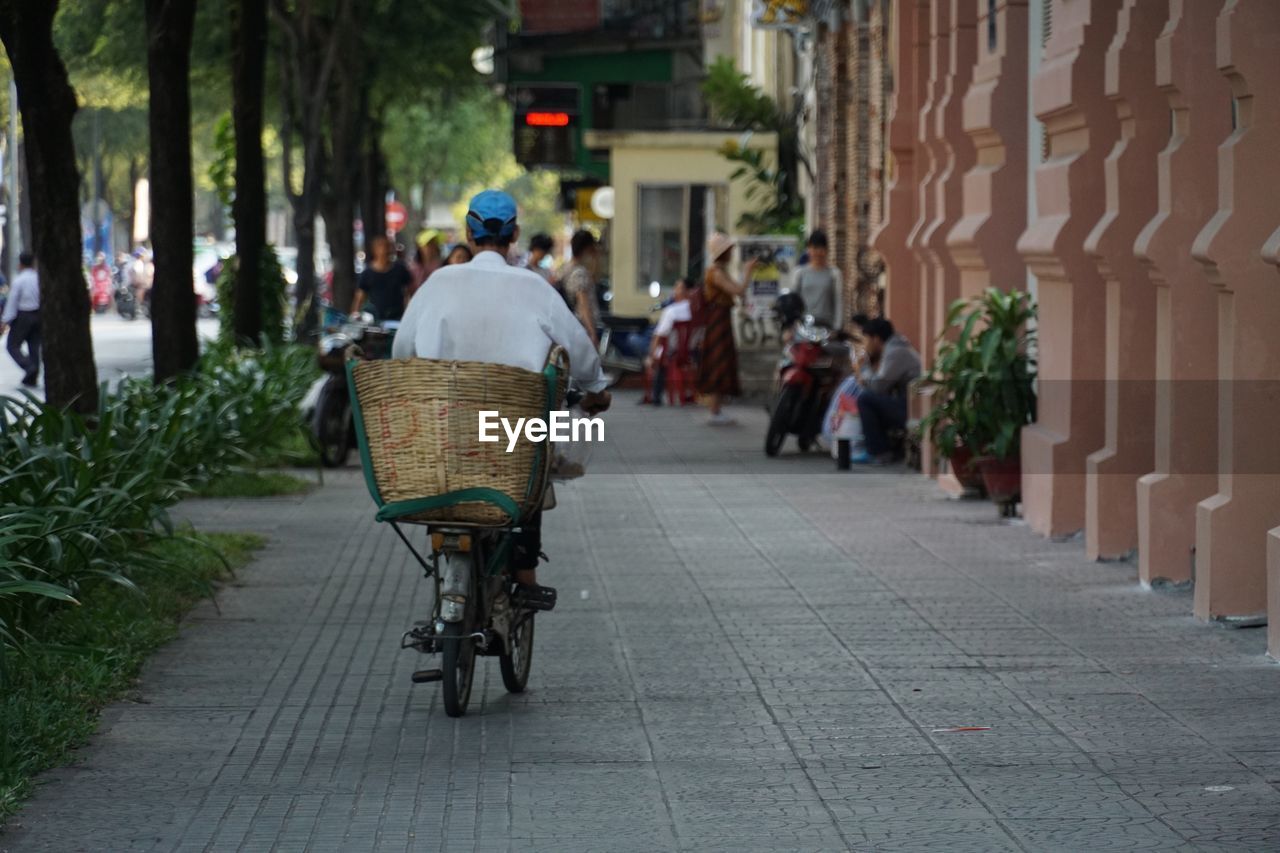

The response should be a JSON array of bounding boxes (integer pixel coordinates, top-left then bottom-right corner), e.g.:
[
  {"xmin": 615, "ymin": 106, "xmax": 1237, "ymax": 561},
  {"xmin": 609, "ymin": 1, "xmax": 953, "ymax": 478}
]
[
  {"xmin": 562, "ymin": 230, "xmax": 601, "ymax": 347},
  {"xmin": 525, "ymin": 233, "xmax": 555, "ymax": 283},
  {"xmin": 1, "ymin": 252, "xmax": 42, "ymax": 387},
  {"xmin": 351, "ymin": 234, "xmax": 412, "ymax": 321},
  {"xmin": 696, "ymin": 232, "xmax": 756, "ymax": 425},
  {"xmin": 409, "ymin": 230, "xmax": 442, "ymax": 296}
]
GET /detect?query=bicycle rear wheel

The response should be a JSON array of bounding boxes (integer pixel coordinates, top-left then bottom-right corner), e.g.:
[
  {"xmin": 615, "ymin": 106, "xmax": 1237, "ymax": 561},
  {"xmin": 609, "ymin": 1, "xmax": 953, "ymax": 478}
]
[{"xmin": 499, "ymin": 608, "xmax": 535, "ymax": 693}]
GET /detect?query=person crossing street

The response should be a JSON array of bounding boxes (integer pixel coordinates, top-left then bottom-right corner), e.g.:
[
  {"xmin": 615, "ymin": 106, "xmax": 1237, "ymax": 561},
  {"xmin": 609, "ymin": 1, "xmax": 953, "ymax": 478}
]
[{"xmin": 1, "ymin": 253, "xmax": 42, "ymax": 388}]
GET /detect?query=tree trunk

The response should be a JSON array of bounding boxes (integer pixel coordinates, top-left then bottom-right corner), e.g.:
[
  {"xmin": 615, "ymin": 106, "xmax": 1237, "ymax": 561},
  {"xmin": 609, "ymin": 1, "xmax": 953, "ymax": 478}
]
[
  {"xmin": 0, "ymin": 1, "xmax": 99, "ymax": 412},
  {"xmin": 275, "ymin": 0, "xmax": 347, "ymax": 339},
  {"xmin": 145, "ymin": 0, "xmax": 199, "ymax": 383},
  {"xmin": 323, "ymin": 187, "xmax": 356, "ymax": 313},
  {"xmin": 126, "ymin": 156, "xmax": 140, "ymax": 250},
  {"xmin": 230, "ymin": 0, "xmax": 267, "ymax": 346},
  {"xmin": 18, "ymin": 140, "xmax": 32, "ymax": 253},
  {"xmin": 325, "ymin": 18, "xmax": 361, "ymax": 314},
  {"xmin": 361, "ymin": 109, "xmax": 386, "ymax": 243},
  {"xmin": 293, "ymin": 207, "xmax": 317, "ymax": 331}
]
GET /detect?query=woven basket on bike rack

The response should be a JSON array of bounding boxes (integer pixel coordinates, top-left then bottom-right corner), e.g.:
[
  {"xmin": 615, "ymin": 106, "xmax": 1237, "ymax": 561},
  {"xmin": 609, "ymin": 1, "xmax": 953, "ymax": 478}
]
[{"xmin": 347, "ymin": 353, "xmax": 566, "ymax": 527}]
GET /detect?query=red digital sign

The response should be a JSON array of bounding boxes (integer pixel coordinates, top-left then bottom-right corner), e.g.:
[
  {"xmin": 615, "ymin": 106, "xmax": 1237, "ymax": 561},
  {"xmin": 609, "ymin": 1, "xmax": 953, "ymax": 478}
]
[
  {"xmin": 513, "ymin": 84, "xmax": 580, "ymax": 168},
  {"xmin": 525, "ymin": 112, "xmax": 570, "ymax": 127}
]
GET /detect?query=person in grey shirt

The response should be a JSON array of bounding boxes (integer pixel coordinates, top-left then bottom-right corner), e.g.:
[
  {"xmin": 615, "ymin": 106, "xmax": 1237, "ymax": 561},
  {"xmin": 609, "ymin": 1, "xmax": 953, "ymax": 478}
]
[
  {"xmin": 853, "ymin": 316, "xmax": 921, "ymax": 464},
  {"xmin": 1, "ymin": 252, "xmax": 41, "ymax": 387},
  {"xmin": 792, "ymin": 229, "xmax": 843, "ymax": 329}
]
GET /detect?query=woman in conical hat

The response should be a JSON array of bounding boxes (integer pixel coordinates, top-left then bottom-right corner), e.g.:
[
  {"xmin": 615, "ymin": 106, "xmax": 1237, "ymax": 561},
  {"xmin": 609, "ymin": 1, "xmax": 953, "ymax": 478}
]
[{"xmin": 695, "ymin": 232, "xmax": 758, "ymax": 425}]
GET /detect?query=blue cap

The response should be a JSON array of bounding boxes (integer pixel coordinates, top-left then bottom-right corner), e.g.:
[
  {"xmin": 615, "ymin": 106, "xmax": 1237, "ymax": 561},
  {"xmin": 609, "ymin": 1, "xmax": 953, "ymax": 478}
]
[{"xmin": 466, "ymin": 190, "xmax": 518, "ymax": 240}]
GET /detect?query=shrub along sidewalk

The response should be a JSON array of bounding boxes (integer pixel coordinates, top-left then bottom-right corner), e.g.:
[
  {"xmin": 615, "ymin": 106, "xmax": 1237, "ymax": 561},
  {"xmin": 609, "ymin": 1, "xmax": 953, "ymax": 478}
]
[
  {"xmin": 0, "ymin": 531, "xmax": 262, "ymax": 819},
  {"xmin": 0, "ymin": 343, "xmax": 318, "ymax": 822}
]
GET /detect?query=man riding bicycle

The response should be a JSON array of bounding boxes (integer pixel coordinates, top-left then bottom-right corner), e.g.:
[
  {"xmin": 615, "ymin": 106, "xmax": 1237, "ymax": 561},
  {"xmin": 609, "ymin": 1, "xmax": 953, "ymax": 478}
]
[{"xmin": 392, "ymin": 190, "xmax": 611, "ymax": 609}]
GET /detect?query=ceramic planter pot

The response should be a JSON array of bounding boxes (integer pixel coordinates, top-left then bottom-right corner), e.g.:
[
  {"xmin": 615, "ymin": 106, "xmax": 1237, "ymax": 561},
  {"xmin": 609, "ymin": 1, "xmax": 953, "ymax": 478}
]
[
  {"xmin": 975, "ymin": 455, "xmax": 1021, "ymax": 515},
  {"xmin": 948, "ymin": 443, "xmax": 986, "ymax": 494}
]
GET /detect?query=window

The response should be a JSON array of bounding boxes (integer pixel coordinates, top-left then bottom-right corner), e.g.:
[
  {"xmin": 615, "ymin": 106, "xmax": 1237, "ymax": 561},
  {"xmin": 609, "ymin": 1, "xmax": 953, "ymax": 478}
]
[
  {"xmin": 636, "ymin": 183, "xmax": 728, "ymax": 291},
  {"xmin": 988, "ymin": 0, "xmax": 998, "ymax": 53}
]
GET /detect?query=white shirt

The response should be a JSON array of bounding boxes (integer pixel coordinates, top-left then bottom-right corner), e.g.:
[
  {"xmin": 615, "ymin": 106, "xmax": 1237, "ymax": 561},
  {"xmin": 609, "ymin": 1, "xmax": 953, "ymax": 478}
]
[
  {"xmin": 653, "ymin": 300, "xmax": 691, "ymax": 337},
  {"xmin": 392, "ymin": 250, "xmax": 608, "ymax": 392},
  {"xmin": 2, "ymin": 268, "xmax": 39, "ymax": 323}
]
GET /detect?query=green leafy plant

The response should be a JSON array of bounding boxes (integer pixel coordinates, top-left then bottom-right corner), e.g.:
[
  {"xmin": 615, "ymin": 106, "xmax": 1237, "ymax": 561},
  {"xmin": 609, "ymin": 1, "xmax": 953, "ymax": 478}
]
[
  {"xmin": 208, "ymin": 111, "xmax": 236, "ymax": 209},
  {"xmin": 702, "ymin": 56, "xmax": 806, "ymax": 237},
  {"xmin": 0, "ymin": 531, "xmax": 263, "ymax": 820},
  {"xmin": 718, "ymin": 138, "xmax": 805, "ymax": 238},
  {"xmin": 0, "ymin": 341, "xmax": 317, "ymax": 821},
  {"xmin": 918, "ymin": 289, "xmax": 1037, "ymax": 462},
  {"xmin": 703, "ymin": 55, "xmax": 784, "ymax": 129},
  {"xmin": 0, "ymin": 344, "xmax": 317, "ymax": 651},
  {"xmin": 215, "ymin": 247, "xmax": 289, "ymax": 346}
]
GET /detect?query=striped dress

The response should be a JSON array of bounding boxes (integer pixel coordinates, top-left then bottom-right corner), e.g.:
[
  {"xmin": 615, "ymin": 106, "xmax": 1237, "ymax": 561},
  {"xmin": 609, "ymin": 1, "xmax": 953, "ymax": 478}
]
[{"xmin": 695, "ymin": 267, "xmax": 742, "ymax": 398}]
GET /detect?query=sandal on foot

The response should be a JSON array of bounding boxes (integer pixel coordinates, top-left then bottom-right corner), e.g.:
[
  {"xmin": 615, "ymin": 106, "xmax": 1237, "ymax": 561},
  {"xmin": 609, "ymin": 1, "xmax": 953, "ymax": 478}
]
[{"xmin": 511, "ymin": 583, "xmax": 558, "ymax": 612}]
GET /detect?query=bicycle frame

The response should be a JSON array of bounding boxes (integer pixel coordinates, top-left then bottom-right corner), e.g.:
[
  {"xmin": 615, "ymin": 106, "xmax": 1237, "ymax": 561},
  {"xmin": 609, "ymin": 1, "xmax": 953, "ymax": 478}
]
[{"xmin": 396, "ymin": 522, "xmax": 520, "ymax": 658}]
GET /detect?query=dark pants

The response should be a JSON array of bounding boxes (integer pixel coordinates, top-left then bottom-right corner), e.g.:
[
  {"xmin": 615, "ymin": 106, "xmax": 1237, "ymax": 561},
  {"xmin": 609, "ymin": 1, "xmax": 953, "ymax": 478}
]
[
  {"xmin": 511, "ymin": 510, "xmax": 542, "ymax": 573},
  {"xmin": 650, "ymin": 362, "xmax": 666, "ymax": 404},
  {"xmin": 6, "ymin": 310, "xmax": 41, "ymax": 382},
  {"xmin": 858, "ymin": 390, "xmax": 907, "ymax": 456}
]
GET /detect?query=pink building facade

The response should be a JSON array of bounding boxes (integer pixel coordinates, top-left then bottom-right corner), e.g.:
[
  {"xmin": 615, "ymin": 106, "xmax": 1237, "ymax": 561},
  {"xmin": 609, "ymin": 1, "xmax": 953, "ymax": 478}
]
[{"xmin": 871, "ymin": 0, "xmax": 1280, "ymax": 655}]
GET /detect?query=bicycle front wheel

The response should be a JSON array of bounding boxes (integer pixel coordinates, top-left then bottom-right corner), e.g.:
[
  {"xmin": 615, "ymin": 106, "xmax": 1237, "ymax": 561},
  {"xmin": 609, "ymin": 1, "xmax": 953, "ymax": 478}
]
[{"xmin": 440, "ymin": 555, "xmax": 477, "ymax": 717}]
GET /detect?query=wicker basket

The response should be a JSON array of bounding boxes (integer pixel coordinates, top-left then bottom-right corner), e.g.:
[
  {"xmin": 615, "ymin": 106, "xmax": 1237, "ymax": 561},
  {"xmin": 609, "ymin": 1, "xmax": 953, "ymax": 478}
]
[{"xmin": 348, "ymin": 356, "xmax": 565, "ymax": 526}]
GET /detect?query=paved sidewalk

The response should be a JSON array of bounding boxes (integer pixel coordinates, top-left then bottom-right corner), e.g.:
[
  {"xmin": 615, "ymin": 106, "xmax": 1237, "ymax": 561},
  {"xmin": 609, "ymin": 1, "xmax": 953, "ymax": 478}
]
[{"xmin": 4, "ymin": 397, "xmax": 1280, "ymax": 852}]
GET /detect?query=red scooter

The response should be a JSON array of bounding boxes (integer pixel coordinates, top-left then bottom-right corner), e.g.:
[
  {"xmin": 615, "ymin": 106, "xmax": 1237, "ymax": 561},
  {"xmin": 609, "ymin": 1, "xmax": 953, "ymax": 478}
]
[
  {"xmin": 89, "ymin": 263, "xmax": 113, "ymax": 314},
  {"xmin": 764, "ymin": 293, "xmax": 850, "ymax": 457}
]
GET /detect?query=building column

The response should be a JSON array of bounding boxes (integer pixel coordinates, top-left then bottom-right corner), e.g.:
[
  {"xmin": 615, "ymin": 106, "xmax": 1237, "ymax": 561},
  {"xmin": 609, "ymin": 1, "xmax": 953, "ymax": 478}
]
[
  {"xmin": 918, "ymin": 0, "xmax": 976, "ymax": 492},
  {"xmin": 814, "ymin": 24, "xmax": 840, "ymax": 241},
  {"xmin": 920, "ymin": 0, "xmax": 974, "ymax": 352},
  {"xmin": 1015, "ymin": 0, "xmax": 1121, "ymax": 538},
  {"xmin": 1133, "ymin": 0, "xmax": 1230, "ymax": 587},
  {"xmin": 908, "ymin": 0, "xmax": 948, "ymax": 367},
  {"xmin": 866, "ymin": 0, "xmax": 889, "ymax": 319},
  {"xmin": 843, "ymin": 16, "xmax": 875, "ymax": 315},
  {"xmin": 833, "ymin": 22, "xmax": 853, "ymax": 281},
  {"xmin": 875, "ymin": 0, "xmax": 929, "ymax": 347},
  {"xmin": 924, "ymin": 0, "xmax": 977, "ymax": 333},
  {"xmin": 1270, "ymin": 526, "xmax": 1280, "ymax": 658},
  {"xmin": 906, "ymin": 0, "xmax": 948, "ymax": 476},
  {"xmin": 1191, "ymin": 0, "xmax": 1280, "ymax": 622},
  {"xmin": 1268, "ymin": 228, "xmax": 1280, "ymax": 654},
  {"xmin": 1079, "ymin": 0, "xmax": 1167, "ymax": 560},
  {"xmin": 948, "ymin": 0, "xmax": 1028, "ymax": 299}
]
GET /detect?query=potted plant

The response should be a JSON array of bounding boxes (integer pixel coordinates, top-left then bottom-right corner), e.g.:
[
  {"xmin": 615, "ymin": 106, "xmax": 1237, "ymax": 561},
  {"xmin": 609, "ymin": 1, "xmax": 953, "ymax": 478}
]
[
  {"xmin": 917, "ymin": 289, "xmax": 1037, "ymax": 513},
  {"xmin": 916, "ymin": 361, "xmax": 984, "ymax": 494}
]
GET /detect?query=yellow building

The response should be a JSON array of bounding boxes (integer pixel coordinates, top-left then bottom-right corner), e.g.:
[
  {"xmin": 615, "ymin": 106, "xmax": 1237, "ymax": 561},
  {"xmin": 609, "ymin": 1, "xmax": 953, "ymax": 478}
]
[{"xmin": 584, "ymin": 129, "xmax": 778, "ymax": 318}]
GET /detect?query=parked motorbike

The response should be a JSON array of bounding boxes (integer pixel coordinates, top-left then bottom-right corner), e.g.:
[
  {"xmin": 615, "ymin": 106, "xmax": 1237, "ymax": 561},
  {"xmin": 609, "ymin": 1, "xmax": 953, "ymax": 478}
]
[
  {"xmin": 305, "ymin": 311, "xmax": 395, "ymax": 467},
  {"xmin": 597, "ymin": 314, "xmax": 654, "ymax": 388},
  {"xmin": 764, "ymin": 292, "xmax": 850, "ymax": 456},
  {"xmin": 197, "ymin": 293, "xmax": 220, "ymax": 319},
  {"xmin": 114, "ymin": 282, "xmax": 138, "ymax": 320},
  {"xmin": 90, "ymin": 280, "xmax": 113, "ymax": 314}
]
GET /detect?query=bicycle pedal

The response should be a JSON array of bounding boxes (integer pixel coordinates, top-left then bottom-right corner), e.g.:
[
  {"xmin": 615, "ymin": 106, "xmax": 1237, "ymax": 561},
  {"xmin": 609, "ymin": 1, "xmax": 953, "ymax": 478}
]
[{"xmin": 411, "ymin": 668, "xmax": 443, "ymax": 683}]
